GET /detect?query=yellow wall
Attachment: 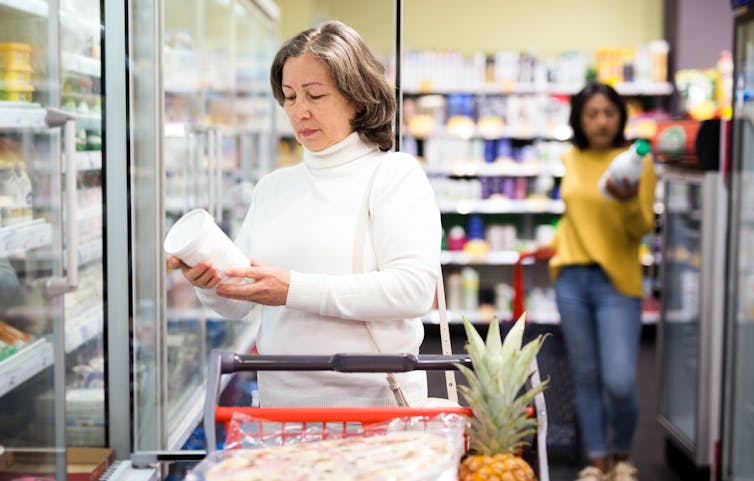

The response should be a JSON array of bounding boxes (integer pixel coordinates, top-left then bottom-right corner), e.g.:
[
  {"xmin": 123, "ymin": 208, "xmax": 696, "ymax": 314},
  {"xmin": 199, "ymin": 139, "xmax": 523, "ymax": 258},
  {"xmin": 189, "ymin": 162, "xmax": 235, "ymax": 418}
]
[{"xmin": 277, "ymin": 0, "xmax": 664, "ymax": 57}]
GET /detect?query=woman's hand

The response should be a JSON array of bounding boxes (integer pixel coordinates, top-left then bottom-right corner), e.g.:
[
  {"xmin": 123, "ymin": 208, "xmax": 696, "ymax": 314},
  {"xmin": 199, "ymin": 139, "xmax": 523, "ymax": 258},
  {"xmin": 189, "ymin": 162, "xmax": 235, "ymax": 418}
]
[
  {"xmin": 605, "ymin": 176, "xmax": 639, "ymax": 201},
  {"xmin": 217, "ymin": 258, "xmax": 291, "ymax": 306},
  {"xmin": 169, "ymin": 256, "xmax": 222, "ymax": 289}
]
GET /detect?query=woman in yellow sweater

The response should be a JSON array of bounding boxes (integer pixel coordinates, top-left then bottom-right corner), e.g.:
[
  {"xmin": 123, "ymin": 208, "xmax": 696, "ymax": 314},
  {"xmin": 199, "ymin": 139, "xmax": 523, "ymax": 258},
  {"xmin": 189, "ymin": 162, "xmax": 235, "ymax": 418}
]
[{"xmin": 550, "ymin": 83, "xmax": 656, "ymax": 481}]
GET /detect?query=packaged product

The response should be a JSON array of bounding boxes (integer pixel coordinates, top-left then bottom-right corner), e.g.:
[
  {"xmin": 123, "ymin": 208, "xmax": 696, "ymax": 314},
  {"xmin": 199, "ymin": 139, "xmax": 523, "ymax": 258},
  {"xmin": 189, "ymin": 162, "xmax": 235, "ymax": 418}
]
[
  {"xmin": 188, "ymin": 414, "xmax": 467, "ymax": 481},
  {"xmin": 0, "ymin": 43, "xmax": 32, "ymax": 70}
]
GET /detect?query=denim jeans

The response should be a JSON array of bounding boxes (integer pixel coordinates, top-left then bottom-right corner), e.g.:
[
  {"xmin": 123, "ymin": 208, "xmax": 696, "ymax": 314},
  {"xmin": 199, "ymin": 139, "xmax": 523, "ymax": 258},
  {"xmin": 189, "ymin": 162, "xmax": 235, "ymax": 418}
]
[{"xmin": 554, "ymin": 264, "xmax": 642, "ymax": 460}]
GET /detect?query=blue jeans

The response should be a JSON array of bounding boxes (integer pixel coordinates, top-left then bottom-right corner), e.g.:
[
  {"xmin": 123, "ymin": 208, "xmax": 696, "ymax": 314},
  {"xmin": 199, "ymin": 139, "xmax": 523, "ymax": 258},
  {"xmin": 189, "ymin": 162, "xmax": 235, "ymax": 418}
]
[{"xmin": 554, "ymin": 264, "xmax": 642, "ymax": 460}]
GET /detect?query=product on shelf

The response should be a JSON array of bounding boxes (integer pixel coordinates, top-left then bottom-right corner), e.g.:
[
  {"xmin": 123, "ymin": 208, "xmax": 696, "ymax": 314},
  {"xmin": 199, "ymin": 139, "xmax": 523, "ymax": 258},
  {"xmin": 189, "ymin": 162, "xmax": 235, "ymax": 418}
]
[
  {"xmin": 460, "ymin": 266, "xmax": 479, "ymax": 311},
  {"xmin": 0, "ymin": 43, "xmax": 35, "ymax": 103},
  {"xmin": 0, "ymin": 320, "xmax": 33, "ymax": 361}
]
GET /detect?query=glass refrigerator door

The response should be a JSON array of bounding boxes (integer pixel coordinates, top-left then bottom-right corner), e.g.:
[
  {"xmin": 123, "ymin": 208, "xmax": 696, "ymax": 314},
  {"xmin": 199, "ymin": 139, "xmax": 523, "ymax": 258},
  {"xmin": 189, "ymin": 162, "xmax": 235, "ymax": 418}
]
[
  {"xmin": 723, "ymin": 6, "xmax": 754, "ymax": 480},
  {"xmin": 59, "ymin": 0, "xmax": 106, "ymax": 450},
  {"xmin": 658, "ymin": 168, "xmax": 726, "ymax": 468},
  {"xmin": 659, "ymin": 173, "xmax": 704, "ymax": 450},
  {"xmin": 0, "ymin": 0, "xmax": 104, "ymax": 477},
  {"xmin": 129, "ymin": 0, "xmax": 278, "ymax": 452}
]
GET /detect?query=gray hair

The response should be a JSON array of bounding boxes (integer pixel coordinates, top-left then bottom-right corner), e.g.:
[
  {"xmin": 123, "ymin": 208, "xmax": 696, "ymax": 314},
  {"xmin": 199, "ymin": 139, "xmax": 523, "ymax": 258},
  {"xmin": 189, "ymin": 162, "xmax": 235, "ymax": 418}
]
[{"xmin": 270, "ymin": 20, "xmax": 395, "ymax": 151}]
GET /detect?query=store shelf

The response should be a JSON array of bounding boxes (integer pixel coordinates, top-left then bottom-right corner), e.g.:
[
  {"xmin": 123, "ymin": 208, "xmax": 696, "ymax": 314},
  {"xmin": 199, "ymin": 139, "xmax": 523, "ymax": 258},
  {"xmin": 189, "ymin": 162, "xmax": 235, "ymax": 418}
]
[
  {"xmin": 65, "ymin": 303, "xmax": 104, "ymax": 353},
  {"xmin": 62, "ymin": 53, "xmax": 101, "ymax": 78},
  {"xmin": 421, "ymin": 309, "xmax": 558, "ymax": 325},
  {"xmin": 0, "ymin": 1, "xmax": 99, "ymax": 34},
  {"xmin": 0, "ymin": 338, "xmax": 54, "ymax": 398},
  {"xmin": 0, "ymin": 219, "xmax": 53, "ymax": 256},
  {"xmin": 168, "ymin": 384, "xmax": 204, "ymax": 450},
  {"xmin": 75, "ymin": 113, "xmax": 102, "ymax": 131},
  {"xmin": 75, "ymin": 238, "xmax": 103, "ymax": 266},
  {"xmin": 436, "ymin": 198, "xmax": 565, "ymax": 214},
  {"xmin": 441, "ymin": 250, "xmax": 527, "ymax": 265},
  {"xmin": 60, "ymin": 9, "xmax": 100, "ymax": 35},
  {"xmin": 614, "ymin": 82, "xmax": 674, "ymax": 96},
  {"xmin": 0, "ymin": 103, "xmax": 48, "ymax": 130},
  {"xmin": 422, "ymin": 309, "xmax": 658, "ymax": 325},
  {"xmin": 168, "ymin": 307, "xmax": 227, "ymax": 322},
  {"xmin": 425, "ymin": 161, "xmax": 565, "ymax": 178},
  {"xmin": 403, "ymin": 82, "xmax": 674, "ymax": 97},
  {"xmin": 0, "ymin": 0, "xmax": 47, "ymax": 16},
  {"xmin": 73, "ymin": 150, "xmax": 102, "ymax": 171}
]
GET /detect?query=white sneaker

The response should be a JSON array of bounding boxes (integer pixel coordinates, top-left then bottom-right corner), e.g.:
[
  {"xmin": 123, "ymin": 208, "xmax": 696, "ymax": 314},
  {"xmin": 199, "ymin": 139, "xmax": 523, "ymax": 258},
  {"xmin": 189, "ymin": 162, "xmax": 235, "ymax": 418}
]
[
  {"xmin": 576, "ymin": 466, "xmax": 608, "ymax": 481},
  {"xmin": 610, "ymin": 460, "xmax": 638, "ymax": 481}
]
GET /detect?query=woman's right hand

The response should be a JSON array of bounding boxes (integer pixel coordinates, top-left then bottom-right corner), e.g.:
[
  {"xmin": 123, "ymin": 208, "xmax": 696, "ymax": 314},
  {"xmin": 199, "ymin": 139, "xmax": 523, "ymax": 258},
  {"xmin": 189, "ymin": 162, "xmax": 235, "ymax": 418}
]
[{"xmin": 169, "ymin": 256, "xmax": 222, "ymax": 289}]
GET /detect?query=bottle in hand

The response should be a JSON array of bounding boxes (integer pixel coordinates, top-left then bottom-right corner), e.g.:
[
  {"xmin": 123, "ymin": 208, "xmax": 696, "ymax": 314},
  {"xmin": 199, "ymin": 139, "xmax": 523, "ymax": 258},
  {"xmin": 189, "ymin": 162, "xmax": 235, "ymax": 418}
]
[{"xmin": 598, "ymin": 139, "xmax": 651, "ymax": 199}]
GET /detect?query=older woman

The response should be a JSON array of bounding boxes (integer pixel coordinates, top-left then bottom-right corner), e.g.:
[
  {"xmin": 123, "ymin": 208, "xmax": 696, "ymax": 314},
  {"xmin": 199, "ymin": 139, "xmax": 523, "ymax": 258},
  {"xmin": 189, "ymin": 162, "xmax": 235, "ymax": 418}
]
[{"xmin": 169, "ymin": 21, "xmax": 441, "ymax": 407}]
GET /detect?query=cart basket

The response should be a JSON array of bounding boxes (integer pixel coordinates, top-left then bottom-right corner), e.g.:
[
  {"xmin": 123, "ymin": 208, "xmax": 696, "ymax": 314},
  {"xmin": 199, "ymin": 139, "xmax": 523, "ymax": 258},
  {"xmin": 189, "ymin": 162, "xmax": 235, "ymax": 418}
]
[{"xmin": 203, "ymin": 349, "xmax": 550, "ymax": 481}]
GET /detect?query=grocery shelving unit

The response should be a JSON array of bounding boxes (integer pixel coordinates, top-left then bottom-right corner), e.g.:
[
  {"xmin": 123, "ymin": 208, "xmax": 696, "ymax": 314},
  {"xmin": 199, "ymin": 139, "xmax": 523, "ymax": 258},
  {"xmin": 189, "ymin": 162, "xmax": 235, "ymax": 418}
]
[{"xmin": 402, "ymin": 60, "xmax": 672, "ymax": 324}]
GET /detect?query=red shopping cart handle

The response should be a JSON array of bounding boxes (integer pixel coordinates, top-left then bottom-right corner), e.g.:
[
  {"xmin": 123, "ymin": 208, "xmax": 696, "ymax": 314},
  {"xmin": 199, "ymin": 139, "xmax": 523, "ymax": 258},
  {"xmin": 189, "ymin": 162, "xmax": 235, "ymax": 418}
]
[{"xmin": 513, "ymin": 248, "xmax": 555, "ymax": 320}]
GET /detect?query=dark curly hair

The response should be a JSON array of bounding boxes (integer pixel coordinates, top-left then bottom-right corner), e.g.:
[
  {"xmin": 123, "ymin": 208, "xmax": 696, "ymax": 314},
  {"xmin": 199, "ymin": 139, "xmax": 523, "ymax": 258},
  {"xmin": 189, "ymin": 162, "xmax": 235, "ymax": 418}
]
[
  {"xmin": 569, "ymin": 82, "xmax": 627, "ymax": 150},
  {"xmin": 270, "ymin": 21, "xmax": 395, "ymax": 152}
]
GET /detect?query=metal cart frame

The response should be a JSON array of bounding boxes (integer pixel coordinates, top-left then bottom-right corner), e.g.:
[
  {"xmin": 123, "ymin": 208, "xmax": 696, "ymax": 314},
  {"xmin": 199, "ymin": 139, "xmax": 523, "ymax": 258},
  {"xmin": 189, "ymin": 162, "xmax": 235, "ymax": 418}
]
[{"xmin": 203, "ymin": 349, "xmax": 550, "ymax": 481}]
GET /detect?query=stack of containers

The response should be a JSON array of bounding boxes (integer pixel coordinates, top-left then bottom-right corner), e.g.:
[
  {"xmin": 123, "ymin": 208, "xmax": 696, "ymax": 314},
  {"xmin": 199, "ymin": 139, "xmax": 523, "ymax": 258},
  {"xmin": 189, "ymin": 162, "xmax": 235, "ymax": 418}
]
[{"xmin": 0, "ymin": 43, "xmax": 34, "ymax": 103}]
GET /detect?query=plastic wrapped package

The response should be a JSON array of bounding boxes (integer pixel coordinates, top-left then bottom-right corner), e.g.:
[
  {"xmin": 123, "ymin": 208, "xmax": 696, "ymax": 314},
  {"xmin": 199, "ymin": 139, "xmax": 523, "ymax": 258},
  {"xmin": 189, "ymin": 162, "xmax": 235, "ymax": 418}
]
[{"xmin": 186, "ymin": 414, "xmax": 467, "ymax": 481}]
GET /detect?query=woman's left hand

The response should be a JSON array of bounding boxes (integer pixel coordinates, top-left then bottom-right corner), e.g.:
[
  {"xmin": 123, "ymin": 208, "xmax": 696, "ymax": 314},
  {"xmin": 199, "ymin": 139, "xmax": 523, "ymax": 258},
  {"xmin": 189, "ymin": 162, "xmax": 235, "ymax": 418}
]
[
  {"xmin": 605, "ymin": 176, "xmax": 639, "ymax": 200},
  {"xmin": 217, "ymin": 258, "xmax": 291, "ymax": 306}
]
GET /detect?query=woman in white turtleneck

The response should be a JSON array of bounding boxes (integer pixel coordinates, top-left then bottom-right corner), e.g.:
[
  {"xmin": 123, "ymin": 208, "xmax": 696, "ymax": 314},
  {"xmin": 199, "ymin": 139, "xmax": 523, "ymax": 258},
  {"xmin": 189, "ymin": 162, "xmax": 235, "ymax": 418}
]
[{"xmin": 168, "ymin": 21, "xmax": 441, "ymax": 407}]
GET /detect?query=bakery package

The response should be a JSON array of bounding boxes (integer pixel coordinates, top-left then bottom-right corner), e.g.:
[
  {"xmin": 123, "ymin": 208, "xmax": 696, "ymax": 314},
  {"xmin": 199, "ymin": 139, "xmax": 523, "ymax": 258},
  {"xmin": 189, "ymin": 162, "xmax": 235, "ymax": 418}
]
[{"xmin": 186, "ymin": 416, "xmax": 466, "ymax": 481}]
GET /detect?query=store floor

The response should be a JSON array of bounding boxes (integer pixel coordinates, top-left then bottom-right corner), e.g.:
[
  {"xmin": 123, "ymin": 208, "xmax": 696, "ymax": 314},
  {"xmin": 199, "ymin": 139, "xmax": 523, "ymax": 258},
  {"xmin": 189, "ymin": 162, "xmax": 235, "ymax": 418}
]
[{"xmin": 422, "ymin": 324, "xmax": 686, "ymax": 481}]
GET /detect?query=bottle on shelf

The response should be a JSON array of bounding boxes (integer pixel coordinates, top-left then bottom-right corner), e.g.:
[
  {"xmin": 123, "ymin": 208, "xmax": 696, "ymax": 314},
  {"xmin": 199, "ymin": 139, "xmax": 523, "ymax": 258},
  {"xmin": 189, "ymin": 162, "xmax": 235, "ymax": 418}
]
[
  {"xmin": 461, "ymin": 266, "xmax": 479, "ymax": 311},
  {"xmin": 15, "ymin": 158, "xmax": 33, "ymax": 223},
  {"xmin": 463, "ymin": 215, "xmax": 490, "ymax": 255},
  {"xmin": 598, "ymin": 139, "xmax": 651, "ymax": 199}
]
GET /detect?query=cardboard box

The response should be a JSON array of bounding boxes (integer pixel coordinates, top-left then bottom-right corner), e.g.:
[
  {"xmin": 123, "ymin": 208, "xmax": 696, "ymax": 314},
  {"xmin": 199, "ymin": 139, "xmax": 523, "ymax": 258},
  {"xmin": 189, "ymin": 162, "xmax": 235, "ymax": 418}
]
[{"xmin": 0, "ymin": 447, "xmax": 114, "ymax": 481}]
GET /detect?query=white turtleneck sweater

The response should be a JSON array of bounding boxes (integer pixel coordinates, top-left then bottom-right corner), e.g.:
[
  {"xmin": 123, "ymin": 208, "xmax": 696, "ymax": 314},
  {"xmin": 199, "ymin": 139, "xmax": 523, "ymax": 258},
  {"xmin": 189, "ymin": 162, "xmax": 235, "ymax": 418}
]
[{"xmin": 196, "ymin": 132, "xmax": 441, "ymax": 407}]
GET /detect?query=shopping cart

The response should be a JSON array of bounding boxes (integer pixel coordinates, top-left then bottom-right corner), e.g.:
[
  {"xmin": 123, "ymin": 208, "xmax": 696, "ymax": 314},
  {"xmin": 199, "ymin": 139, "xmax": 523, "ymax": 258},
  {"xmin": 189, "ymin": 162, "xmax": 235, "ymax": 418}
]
[
  {"xmin": 512, "ymin": 249, "xmax": 582, "ymax": 463},
  {"xmin": 203, "ymin": 349, "xmax": 550, "ymax": 481}
]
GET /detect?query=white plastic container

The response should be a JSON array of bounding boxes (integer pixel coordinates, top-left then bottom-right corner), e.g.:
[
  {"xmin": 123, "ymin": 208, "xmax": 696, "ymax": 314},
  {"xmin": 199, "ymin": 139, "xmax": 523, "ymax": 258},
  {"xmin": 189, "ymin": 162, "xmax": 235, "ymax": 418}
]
[
  {"xmin": 598, "ymin": 139, "xmax": 651, "ymax": 199},
  {"xmin": 164, "ymin": 208, "xmax": 249, "ymax": 283}
]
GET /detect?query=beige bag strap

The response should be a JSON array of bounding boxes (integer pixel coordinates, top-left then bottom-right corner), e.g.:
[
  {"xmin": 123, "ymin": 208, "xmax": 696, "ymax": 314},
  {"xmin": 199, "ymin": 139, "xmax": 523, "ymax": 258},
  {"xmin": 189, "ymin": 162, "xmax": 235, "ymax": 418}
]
[
  {"xmin": 435, "ymin": 271, "xmax": 459, "ymax": 403},
  {"xmin": 353, "ymin": 160, "xmax": 458, "ymax": 405}
]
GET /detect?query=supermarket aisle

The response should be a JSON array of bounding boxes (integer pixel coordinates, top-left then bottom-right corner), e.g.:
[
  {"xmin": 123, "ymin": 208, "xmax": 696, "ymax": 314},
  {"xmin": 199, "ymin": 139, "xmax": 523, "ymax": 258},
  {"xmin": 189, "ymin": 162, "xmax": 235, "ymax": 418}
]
[{"xmin": 421, "ymin": 324, "xmax": 685, "ymax": 481}]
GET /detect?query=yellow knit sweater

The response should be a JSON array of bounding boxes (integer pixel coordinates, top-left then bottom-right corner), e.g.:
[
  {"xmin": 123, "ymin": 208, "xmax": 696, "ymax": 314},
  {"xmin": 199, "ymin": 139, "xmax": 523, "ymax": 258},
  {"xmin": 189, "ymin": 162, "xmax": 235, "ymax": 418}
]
[{"xmin": 549, "ymin": 145, "xmax": 657, "ymax": 298}]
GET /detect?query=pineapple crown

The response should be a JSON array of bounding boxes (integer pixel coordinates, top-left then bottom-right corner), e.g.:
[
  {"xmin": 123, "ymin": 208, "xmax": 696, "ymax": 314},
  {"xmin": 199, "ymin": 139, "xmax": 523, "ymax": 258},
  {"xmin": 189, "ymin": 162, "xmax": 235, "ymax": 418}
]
[{"xmin": 455, "ymin": 313, "xmax": 549, "ymax": 455}]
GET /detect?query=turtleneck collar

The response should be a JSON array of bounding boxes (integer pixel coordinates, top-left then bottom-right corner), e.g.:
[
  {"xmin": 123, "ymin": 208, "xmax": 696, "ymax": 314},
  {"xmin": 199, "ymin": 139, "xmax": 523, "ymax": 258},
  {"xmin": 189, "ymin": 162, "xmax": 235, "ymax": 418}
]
[{"xmin": 303, "ymin": 131, "xmax": 378, "ymax": 170}]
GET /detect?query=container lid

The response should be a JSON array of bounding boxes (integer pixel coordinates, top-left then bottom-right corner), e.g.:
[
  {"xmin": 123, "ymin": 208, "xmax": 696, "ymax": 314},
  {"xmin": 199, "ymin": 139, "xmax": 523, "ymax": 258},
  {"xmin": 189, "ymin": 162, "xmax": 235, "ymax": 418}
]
[
  {"xmin": 2, "ymin": 82, "xmax": 34, "ymax": 93},
  {"xmin": 0, "ymin": 43, "xmax": 32, "ymax": 52},
  {"xmin": 0, "ymin": 64, "xmax": 33, "ymax": 73},
  {"xmin": 633, "ymin": 139, "xmax": 651, "ymax": 156}
]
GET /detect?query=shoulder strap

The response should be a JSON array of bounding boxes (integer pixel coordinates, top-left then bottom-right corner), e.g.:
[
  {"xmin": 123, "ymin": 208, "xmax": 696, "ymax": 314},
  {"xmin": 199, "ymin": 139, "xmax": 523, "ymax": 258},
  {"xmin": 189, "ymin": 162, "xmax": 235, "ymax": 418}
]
[{"xmin": 353, "ymin": 161, "xmax": 458, "ymax": 404}]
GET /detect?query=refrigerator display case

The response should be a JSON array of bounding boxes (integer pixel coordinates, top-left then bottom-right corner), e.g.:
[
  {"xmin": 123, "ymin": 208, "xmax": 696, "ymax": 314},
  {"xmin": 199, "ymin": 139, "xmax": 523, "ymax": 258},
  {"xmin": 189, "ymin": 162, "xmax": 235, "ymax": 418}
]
[
  {"xmin": 722, "ymin": 5, "xmax": 754, "ymax": 480},
  {"xmin": 125, "ymin": 0, "xmax": 279, "ymax": 454},
  {"xmin": 0, "ymin": 0, "xmax": 105, "ymax": 478},
  {"xmin": 657, "ymin": 167, "xmax": 727, "ymax": 470}
]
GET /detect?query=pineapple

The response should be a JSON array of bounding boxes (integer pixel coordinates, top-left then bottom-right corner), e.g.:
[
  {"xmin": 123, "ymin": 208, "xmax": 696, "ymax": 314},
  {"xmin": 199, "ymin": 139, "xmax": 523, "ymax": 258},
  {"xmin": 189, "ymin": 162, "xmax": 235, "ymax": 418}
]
[{"xmin": 456, "ymin": 313, "xmax": 548, "ymax": 481}]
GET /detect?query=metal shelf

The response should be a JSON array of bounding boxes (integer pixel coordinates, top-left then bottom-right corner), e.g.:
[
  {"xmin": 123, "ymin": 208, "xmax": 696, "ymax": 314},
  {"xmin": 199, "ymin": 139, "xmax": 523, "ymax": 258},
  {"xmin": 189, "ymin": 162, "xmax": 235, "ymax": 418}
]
[
  {"xmin": 0, "ymin": 338, "xmax": 54, "ymax": 398},
  {"xmin": 425, "ymin": 161, "xmax": 565, "ymax": 178},
  {"xmin": 0, "ymin": 103, "xmax": 48, "ymax": 130},
  {"xmin": 436, "ymin": 198, "xmax": 565, "ymax": 214},
  {"xmin": 65, "ymin": 303, "xmax": 104, "ymax": 353},
  {"xmin": 62, "ymin": 53, "xmax": 101, "ymax": 78},
  {"xmin": 0, "ymin": 219, "xmax": 53, "ymax": 256},
  {"xmin": 441, "ymin": 250, "xmax": 524, "ymax": 265}
]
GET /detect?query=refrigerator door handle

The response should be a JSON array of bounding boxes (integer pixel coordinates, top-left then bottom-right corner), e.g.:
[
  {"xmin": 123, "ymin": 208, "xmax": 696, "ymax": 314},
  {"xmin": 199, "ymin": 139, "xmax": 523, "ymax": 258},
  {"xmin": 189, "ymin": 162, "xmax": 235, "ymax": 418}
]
[
  {"xmin": 44, "ymin": 108, "xmax": 79, "ymax": 297},
  {"xmin": 207, "ymin": 128, "xmax": 217, "ymax": 220},
  {"xmin": 214, "ymin": 128, "xmax": 223, "ymax": 223}
]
